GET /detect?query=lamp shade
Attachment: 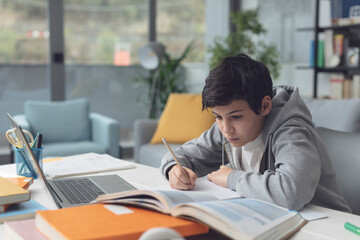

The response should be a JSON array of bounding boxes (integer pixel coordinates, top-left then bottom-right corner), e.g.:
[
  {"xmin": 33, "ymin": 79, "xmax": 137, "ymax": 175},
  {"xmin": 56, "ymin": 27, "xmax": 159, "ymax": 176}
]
[{"xmin": 138, "ymin": 42, "xmax": 165, "ymax": 70}]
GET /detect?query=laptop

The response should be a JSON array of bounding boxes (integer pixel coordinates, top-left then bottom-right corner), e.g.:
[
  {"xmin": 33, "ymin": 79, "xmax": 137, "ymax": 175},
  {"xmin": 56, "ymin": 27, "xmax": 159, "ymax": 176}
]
[{"xmin": 7, "ymin": 113, "xmax": 136, "ymax": 208}]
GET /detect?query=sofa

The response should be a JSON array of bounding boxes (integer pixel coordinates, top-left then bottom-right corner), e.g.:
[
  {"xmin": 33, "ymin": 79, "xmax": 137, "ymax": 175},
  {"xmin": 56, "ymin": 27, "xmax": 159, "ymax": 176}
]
[
  {"xmin": 316, "ymin": 127, "xmax": 360, "ymax": 215},
  {"xmin": 134, "ymin": 118, "xmax": 181, "ymax": 167},
  {"xmin": 302, "ymin": 97, "xmax": 360, "ymax": 132},
  {"xmin": 134, "ymin": 97, "xmax": 360, "ymax": 168},
  {"xmin": 133, "ymin": 93, "xmax": 215, "ymax": 168}
]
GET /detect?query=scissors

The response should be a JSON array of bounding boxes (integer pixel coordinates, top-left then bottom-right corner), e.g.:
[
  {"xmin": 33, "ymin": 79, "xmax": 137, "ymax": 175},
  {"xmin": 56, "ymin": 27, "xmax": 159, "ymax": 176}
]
[{"xmin": 6, "ymin": 127, "xmax": 34, "ymax": 149}]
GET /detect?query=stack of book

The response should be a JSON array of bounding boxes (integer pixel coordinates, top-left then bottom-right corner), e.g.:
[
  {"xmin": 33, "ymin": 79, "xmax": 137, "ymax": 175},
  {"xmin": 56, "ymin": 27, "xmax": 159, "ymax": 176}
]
[
  {"xmin": 29, "ymin": 188, "xmax": 305, "ymax": 240},
  {"xmin": 1, "ymin": 177, "xmax": 32, "ymax": 214},
  {"xmin": 2, "ymin": 178, "xmax": 309, "ymax": 239},
  {"xmin": 0, "ymin": 177, "xmax": 46, "ymax": 223},
  {"xmin": 330, "ymin": 74, "xmax": 360, "ymax": 99}
]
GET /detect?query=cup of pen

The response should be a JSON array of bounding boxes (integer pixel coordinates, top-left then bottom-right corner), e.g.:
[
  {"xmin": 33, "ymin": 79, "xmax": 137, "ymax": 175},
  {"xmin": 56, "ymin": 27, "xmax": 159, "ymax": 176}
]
[{"xmin": 14, "ymin": 147, "xmax": 43, "ymax": 179}]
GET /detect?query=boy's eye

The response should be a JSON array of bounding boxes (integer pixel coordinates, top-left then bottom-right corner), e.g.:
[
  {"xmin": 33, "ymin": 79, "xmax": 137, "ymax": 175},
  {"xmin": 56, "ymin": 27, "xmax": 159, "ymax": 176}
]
[
  {"xmin": 232, "ymin": 115, "xmax": 242, "ymax": 119},
  {"xmin": 214, "ymin": 115, "xmax": 222, "ymax": 120}
]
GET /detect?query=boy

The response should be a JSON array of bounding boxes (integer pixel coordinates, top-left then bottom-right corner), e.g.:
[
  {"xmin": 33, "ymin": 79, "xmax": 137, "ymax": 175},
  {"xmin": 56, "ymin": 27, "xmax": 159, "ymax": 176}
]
[{"xmin": 159, "ymin": 54, "xmax": 351, "ymax": 212}]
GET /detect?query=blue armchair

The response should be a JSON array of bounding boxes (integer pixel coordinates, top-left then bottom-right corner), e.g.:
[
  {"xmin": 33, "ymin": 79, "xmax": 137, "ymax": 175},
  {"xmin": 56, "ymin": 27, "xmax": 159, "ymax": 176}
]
[{"xmin": 13, "ymin": 98, "xmax": 120, "ymax": 158}]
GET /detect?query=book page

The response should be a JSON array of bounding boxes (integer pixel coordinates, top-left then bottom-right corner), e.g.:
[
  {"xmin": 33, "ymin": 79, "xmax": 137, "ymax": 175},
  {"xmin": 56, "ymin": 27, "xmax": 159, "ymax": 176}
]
[
  {"xmin": 154, "ymin": 190, "xmax": 218, "ymax": 210},
  {"xmin": 43, "ymin": 153, "xmax": 135, "ymax": 178},
  {"xmin": 176, "ymin": 198, "xmax": 301, "ymax": 239},
  {"xmin": 154, "ymin": 177, "xmax": 240, "ymax": 200},
  {"xmin": 96, "ymin": 189, "xmax": 219, "ymax": 214}
]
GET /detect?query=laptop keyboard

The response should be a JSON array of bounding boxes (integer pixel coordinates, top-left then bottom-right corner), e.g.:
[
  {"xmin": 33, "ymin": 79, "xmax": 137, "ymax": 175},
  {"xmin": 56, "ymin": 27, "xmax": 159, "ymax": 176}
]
[{"xmin": 53, "ymin": 178, "xmax": 105, "ymax": 204}]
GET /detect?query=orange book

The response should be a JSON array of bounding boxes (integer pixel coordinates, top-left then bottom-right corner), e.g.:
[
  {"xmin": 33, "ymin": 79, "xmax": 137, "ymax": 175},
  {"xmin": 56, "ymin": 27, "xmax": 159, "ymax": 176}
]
[
  {"xmin": 36, "ymin": 204, "xmax": 209, "ymax": 240},
  {"xmin": 0, "ymin": 177, "xmax": 33, "ymax": 213}
]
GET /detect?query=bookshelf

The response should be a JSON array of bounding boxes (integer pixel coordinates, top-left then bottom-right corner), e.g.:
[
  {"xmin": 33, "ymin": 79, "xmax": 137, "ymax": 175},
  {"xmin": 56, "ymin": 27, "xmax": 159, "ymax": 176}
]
[{"xmin": 299, "ymin": 0, "xmax": 360, "ymax": 98}]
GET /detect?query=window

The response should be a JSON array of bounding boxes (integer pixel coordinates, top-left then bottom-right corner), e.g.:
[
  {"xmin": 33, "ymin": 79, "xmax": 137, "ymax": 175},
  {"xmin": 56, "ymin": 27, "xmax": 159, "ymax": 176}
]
[
  {"xmin": 0, "ymin": 0, "xmax": 48, "ymax": 64},
  {"xmin": 64, "ymin": 0, "xmax": 147, "ymax": 65},
  {"xmin": 157, "ymin": 0, "xmax": 206, "ymax": 63}
]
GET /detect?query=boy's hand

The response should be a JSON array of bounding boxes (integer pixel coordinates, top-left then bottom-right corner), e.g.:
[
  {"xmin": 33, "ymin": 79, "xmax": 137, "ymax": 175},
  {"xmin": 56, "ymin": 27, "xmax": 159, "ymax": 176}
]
[
  {"xmin": 168, "ymin": 165, "xmax": 197, "ymax": 190},
  {"xmin": 207, "ymin": 165, "xmax": 234, "ymax": 188}
]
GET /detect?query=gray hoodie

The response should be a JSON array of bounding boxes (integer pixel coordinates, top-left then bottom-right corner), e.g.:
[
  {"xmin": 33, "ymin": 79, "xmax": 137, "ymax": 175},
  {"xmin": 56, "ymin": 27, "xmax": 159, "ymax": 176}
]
[{"xmin": 160, "ymin": 85, "xmax": 351, "ymax": 212}]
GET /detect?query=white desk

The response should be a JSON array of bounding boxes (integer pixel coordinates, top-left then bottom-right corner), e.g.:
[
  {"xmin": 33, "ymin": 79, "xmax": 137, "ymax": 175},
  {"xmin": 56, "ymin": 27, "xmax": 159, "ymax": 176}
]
[{"xmin": 1, "ymin": 160, "xmax": 359, "ymax": 240}]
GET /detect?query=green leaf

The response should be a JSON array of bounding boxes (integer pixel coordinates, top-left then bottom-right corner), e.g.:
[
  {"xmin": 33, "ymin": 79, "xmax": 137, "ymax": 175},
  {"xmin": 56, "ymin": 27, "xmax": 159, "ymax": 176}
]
[{"xmin": 207, "ymin": 8, "xmax": 280, "ymax": 78}]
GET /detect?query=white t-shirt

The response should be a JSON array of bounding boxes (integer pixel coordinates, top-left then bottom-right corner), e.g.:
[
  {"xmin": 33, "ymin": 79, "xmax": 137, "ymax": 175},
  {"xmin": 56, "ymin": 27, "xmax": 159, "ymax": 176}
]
[{"xmin": 232, "ymin": 134, "xmax": 265, "ymax": 172}]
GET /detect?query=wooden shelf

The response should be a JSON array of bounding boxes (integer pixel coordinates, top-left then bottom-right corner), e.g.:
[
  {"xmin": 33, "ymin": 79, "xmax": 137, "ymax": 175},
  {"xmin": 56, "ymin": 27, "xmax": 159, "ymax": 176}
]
[{"xmin": 297, "ymin": 66, "xmax": 359, "ymax": 71}]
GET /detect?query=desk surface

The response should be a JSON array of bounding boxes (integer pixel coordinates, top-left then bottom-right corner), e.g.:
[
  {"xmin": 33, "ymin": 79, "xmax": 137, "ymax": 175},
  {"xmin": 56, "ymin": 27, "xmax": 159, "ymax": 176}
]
[{"xmin": 0, "ymin": 160, "xmax": 359, "ymax": 240}]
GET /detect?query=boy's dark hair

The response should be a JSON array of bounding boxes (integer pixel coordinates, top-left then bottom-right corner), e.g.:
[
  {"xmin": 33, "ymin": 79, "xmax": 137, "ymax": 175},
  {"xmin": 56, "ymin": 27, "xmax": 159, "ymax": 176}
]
[{"xmin": 202, "ymin": 54, "xmax": 273, "ymax": 114}]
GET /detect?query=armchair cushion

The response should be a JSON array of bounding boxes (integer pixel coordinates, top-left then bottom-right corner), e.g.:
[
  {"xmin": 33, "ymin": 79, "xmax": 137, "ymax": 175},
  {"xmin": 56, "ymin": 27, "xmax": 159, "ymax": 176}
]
[
  {"xmin": 24, "ymin": 99, "xmax": 90, "ymax": 143},
  {"xmin": 150, "ymin": 93, "xmax": 215, "ymax": 144}
]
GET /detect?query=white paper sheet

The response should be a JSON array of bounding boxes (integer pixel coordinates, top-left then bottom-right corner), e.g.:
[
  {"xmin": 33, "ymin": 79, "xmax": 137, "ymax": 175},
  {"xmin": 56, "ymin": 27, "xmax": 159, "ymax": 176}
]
[{"xmin": 43, "ymin": 153, "xmax": 135, "ymax": 178}]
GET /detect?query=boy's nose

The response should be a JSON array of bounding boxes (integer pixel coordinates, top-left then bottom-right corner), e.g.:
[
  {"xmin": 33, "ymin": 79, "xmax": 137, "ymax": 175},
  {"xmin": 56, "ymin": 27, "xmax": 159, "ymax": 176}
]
[{"xmin": 222, "ymin": 120, "xmax": 233, "ymax": 134}]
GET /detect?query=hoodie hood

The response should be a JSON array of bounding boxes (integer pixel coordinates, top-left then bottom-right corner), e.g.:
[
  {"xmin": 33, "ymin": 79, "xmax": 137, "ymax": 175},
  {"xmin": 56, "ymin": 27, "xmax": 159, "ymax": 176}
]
[{"xmin": 261, "ymin": 85, "xmax": 314, "ymax": 143}]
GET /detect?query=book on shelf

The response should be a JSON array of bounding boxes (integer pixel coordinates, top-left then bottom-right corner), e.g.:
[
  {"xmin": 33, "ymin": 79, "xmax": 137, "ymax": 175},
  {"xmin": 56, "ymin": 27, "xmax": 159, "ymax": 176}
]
[
  {"xmin": 353, "ymin": 74, "xmax": 360, "ymax": 98},
  {"xmin": 0, "ymin": 199, "xmax": 46, "ymax": 223},
  {"xmin": 4, "ymin": 218, "xmax": 48, "ymax": 240},
  {"xmin": 336, "ymin": 17, "xmax": 360, "ymax": 26},
  {"xmin": 328, "ymin": 74, "xmax": 360, "ymax": 99},
  {"xmin": 0, "ymin": 177, "xmax": 33, "ymax": 213},
  {"xmin": 330, "ymin": 74, "xmax": 345, "ymax": 99},
  {"xmin": 95, "ymin": 189, "xmax": 307, "ymax": 240},
  {"xmin": 331, "ymin": 0, "xmax": 343, "ymax": 24},
  {"xmin": 310, "ymin": 40, "xmax": 325, "ymax": 67},
  {"xmin": 0, "ymin": 177, "xmax": 30, "ymax": 206},
  {"xmin": 343, "ymin": 77, "xmax": 353, "ymax": 99},
  {"xmin": 331, "ymin": 0, "xmax": 360, "ymax": 25},
  {"xmin": 35, "ymin": 203, "xmax": 209, "ymax": 240},
  {"xmin": 324, "ymin": 30, "xmax": 337, "ymax": 68},
  {"xmin": 334, "ymin": 34, "xmax": 344, "ymax": 60}
]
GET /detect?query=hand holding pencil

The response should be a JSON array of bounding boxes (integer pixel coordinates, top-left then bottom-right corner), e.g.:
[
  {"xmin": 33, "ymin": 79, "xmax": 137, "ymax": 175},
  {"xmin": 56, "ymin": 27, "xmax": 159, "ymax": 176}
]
[{"xmin": 162, "ymin": 138, "xmax": 196, "ymax": 190}]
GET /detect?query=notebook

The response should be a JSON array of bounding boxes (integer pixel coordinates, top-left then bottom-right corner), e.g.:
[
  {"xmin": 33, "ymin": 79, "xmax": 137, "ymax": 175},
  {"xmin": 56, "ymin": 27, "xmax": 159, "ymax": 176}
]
[{"xmin": 7, "ymin": 113, "xmax": 136, "ymax": 209}]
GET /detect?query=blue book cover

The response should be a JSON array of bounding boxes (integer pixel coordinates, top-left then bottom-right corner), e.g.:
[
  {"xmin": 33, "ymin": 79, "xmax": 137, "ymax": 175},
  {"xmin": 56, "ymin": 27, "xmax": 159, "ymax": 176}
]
[{"xmin": 0, "ymin": 199, "xmax": 46, "ymax": 223}]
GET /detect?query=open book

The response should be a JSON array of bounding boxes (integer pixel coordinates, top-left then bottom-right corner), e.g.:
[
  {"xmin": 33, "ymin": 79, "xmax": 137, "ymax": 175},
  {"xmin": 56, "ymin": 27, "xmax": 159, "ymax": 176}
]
[{"xmin": 95, "ymin": 188, "xmax": 306, "ymax": 240}]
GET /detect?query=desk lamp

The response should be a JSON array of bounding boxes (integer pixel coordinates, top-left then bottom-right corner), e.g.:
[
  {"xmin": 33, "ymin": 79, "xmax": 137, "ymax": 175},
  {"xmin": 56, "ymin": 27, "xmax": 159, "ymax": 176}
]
[
  {"xmin": 138, "ymin": 42, "xmax": 166, "ymax": 118},
  {"xmin": 138, "ymin": 42, "xmax": 165, "ymax": 70}
]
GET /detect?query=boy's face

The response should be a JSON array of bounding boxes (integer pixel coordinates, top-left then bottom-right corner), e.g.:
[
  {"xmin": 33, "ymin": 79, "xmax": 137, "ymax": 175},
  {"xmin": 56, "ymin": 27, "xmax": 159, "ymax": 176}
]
[{"xmin": 212, "ymin": 97, "xmax": 271, "ymax": 147}]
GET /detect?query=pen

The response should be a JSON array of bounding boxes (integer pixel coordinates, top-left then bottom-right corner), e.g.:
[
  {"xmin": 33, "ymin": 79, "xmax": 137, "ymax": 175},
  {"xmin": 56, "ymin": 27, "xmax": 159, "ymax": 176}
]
[
  {"xmin": 345, "ymin": 222, "xmax": 360, "ymax": 236},
  {"xmin": 36, "ymin": 134, "xmax": 42, "ymax": 148},
  {"xmin": 32, "ymin": 132, "xmax": 40, "ymax": 149},
  {"xmin": 162, "ymin": 138, "xmax": 191, "ymax": 183}
]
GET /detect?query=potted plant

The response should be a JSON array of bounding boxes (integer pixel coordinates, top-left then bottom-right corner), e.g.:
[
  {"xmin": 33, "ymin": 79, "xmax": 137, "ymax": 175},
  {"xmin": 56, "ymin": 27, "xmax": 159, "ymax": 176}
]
[{"xmin": 207, "ymin": 8, "xmax": 280, "ymax": 79}]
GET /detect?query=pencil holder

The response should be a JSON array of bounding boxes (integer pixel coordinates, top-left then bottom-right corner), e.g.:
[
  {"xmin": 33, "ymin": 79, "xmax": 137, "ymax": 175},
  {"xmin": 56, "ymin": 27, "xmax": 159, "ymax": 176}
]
[{"xmin": 14, "ymin": 147, "xmax": 43, "ymax": 179}]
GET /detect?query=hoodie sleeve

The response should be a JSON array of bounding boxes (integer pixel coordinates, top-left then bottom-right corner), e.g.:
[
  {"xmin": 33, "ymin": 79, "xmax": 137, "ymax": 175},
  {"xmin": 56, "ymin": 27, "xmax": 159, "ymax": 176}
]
[
  {"xmin": 227, "ymin": 120, "xmax": 321, "ymax": 211},
  {"xmin": 160, "ymin": 122, "xmax": 225, "ymax": 179}
]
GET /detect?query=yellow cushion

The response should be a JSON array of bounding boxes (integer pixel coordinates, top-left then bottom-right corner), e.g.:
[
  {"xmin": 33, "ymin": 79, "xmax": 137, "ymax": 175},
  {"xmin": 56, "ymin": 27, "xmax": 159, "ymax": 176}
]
[{"xmin": 150, "ymin": 93, "xmax": 215, "ymax": 144}]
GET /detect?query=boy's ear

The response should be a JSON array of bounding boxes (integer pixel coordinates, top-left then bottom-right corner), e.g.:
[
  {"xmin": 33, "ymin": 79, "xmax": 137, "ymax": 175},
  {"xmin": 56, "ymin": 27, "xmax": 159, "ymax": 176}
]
[{"xmin": 260, "ymin": 96, "xmax": 272, "ymax": 116}]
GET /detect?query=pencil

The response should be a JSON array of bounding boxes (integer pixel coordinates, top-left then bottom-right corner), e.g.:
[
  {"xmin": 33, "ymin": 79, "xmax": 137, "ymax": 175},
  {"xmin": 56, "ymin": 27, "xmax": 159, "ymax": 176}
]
[{"xmin": 162, "ymin": 138, "xmax": 190, "ymax": 182}]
